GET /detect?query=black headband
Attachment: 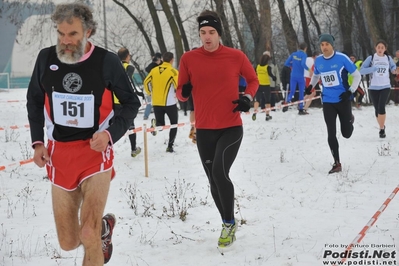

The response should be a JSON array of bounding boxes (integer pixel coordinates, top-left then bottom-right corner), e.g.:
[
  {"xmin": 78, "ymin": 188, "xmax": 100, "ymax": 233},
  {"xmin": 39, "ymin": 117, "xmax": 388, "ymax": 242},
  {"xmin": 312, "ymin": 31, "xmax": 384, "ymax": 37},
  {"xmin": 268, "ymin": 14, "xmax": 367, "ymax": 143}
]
[{"xmin": 198, "ymin": 15, "xmax": 222, "ymax": 36}]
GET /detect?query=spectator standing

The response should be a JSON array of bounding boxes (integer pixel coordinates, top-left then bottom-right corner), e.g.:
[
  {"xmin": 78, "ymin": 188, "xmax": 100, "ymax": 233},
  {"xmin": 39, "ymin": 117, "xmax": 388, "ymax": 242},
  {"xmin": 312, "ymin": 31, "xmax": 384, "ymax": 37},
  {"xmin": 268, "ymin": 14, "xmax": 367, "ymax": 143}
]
[
  {"xmin": 176, "ymin": 10, "xmax": 258, "ymax": 248},
  {"xmin": 143, "ymin": 52, "xmax": 179, "ymax": 152},
  {"xmin": 117, "ymin": 47, "xmax": 144, "ymax": 157},
  {"xmin": 306, "ymin": 34, "xmax": 361, "ymax": 174},
  {"xmin": 360, "ymin": 40, "xmax": 397, "ymax": 138},
  {"xmin": 26, "ymin": 3, "xmax": 140, "ymax": 264},
  {"xmin": 252, "ymin": 53, "xmax": 276, "ymax": 121},
  {"xmin": 264, "ymin": 51, "xmax": 281, "ymax": 112},
  {"xmin": 283, "ymin": 42, "xmax": 311, "ymax": 114},
  {"xmin": 143, "ymin": 52, "xmax": 162, "ymax": 120}
]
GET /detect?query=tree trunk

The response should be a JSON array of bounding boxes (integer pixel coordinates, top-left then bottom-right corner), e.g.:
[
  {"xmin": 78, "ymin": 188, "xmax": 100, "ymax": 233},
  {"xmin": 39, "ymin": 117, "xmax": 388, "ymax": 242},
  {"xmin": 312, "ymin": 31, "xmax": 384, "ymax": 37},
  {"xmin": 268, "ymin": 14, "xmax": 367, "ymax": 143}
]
[
  {"xmin": 112, "ymin": 0, "xmax": 156, "ymax": 56},
  {"xmin": 362, "ymin": 0, "xmax": 387, "ymax": 47},
  {"xmin": 298, "ymin": 0, "xmax": 312, "ymax": 56},
  {"xmin": 170, "ymin": 0, "xmax": 190, "ymax": 52},
  {"xmin": 390, "ymin": 0, "xmax": 399, "ymax": 52},
  {"xmin": 259, "ymin": 0, "xmax": 272, "ymax": 53},
  {"xmin": 213, "ymin": 0, "xmax": 234, "ymax": 47},
  {"xmin": 145, "ymin": 0, "xmax": 167, "ymax": 54},
  {"xmin": 159, "ymin": 0, "xmax": 183, "ymax": 67},
  {"xmin": 238, "ymin": 0, "xmax": 264, "ymax": 62},
  {"xmin": 276, "ymin": 0, "xmax": 298, "ymax": 53},
  {"xmin": 227, "ymin": 0, "xmax": 246, "ymax": 51},
  {"xmin": 338, "ymin": 0, "xmax": 353, "ymax": 55},
  {"xmin": 304, "ymin": 0, "xmax": 321, "ymax": 36},
  {"xmin": 354, "ymin": 0, "xmax": 374, "ymax": 57}
]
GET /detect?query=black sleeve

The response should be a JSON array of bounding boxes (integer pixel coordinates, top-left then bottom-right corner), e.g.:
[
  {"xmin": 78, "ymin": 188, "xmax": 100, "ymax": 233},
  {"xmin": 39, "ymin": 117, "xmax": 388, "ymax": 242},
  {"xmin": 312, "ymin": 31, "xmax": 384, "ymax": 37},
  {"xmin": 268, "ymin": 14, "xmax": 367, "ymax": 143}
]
[
  {"xmin": 126, "ymin": 65, "xmax": 135, "ymax": 78},
  {"xmin": 126, "ymin": 65, "xmax": 144, "ymax": 97},
  {"xmin": 26, "ymin": 48, "xmax": 50, "ymax": 146},
  {"xmin": 145, "ymin": 62, "xmax": 157, "ymax": 73},
  {"xmin": 267, "ymin": 66, "xmax": 277, "ymax": 81},
  {"xmin": 103, "ymin": 52, "xmax": 141, "ymax": 144}
]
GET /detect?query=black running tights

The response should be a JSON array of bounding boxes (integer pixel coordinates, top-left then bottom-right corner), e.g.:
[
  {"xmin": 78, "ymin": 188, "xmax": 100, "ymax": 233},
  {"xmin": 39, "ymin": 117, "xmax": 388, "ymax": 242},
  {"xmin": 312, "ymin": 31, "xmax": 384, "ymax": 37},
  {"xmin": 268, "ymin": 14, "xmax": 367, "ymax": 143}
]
[
  {"xmin": 196, "ymin": 126, "xmax": 243, "ymax": 222},
  {"xmin": 369, "ymin": 88, "xmax": 390, "ymax": 117},
  {"xmin": 153, "ymin": 105, "xmax": 178, "ymax": 146},
  {"xmin": 322, "ymin": 101, "xmax": 353, "ymax": 163}
]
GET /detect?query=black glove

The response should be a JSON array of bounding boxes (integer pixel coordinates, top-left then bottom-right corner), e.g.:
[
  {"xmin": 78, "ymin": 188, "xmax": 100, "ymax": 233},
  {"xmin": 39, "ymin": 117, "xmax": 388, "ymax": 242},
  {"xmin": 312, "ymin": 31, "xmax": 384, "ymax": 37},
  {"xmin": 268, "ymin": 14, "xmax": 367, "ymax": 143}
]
[
  {"xmin": 232, "ymin": 96, "xmax": 251, "ymax": 112},
  {"xmin": 305, "ymin": 85, "xmax": 313, "ymax": 95},
  {"xmin": 182, "ymin": 82, "xmax": 193, "ymax": 98},
  {"xmin": 339, "ymin": 91, "xmax": 352, "ymax": 102}
]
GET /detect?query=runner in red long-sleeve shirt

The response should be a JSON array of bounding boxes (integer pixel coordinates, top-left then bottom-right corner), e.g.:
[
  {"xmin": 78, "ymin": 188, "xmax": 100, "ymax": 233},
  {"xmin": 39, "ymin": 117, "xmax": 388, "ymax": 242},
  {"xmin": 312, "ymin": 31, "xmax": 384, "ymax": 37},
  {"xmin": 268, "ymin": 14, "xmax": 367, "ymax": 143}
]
[{"xmin": 176, "ymin": 10, "xmax": 258, "ymax": 248}]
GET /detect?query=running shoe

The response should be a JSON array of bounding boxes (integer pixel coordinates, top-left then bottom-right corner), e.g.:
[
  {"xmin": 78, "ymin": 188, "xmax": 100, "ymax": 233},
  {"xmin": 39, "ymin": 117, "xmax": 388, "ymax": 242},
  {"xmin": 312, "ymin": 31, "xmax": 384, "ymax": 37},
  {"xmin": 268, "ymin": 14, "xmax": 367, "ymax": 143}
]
[
  {"xmin": 218, "ymin": 223, "xmax": 237, "ymax": 248},
  {"xmin": 328, "ymin": 163, "xmax": 342, "ymax": 174},
  {"xmin": 252, "ymin": 113, "xmax": 257, "ymax": 121},
  {"xmin": 282, "ymin": 106, "xmax": 288, "ymax": 112},
  {"xmin": 265, "ymin": 115, "xmax": 272, "ymax": 121},
  {"xmin": 298, "ymin": 110, "xmax": 308, "ymax": 115},
  {"xmin": 150, "ymin": 118, "xmax": 157, "ymax": 136},
  {"xmin": 102, "ymin": 213, "xmax": 116, "ymax": 264},
  {"xmin": 379, "ymin": 126, "xmax": 386, "ymax": 138},
  {"xmin": 131, "ymin": 147, "xmax": 141, "ymax": 157},
  {"xmin": 166, "ymin": 145, "xmax": 174, "ymax": 153}
]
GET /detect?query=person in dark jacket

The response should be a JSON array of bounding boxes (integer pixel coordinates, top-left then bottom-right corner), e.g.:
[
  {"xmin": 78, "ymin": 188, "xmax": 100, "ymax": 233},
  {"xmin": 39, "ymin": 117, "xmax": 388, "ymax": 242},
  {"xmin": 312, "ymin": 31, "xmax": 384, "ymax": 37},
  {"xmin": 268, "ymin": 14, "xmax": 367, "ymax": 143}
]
[
  {"xmin": 116, "ymin": 47, "xmax": 144, "ymax": 157},
  {"xmin": 280, "ymin": 65, "xmax": 291, "ymax": 105}
]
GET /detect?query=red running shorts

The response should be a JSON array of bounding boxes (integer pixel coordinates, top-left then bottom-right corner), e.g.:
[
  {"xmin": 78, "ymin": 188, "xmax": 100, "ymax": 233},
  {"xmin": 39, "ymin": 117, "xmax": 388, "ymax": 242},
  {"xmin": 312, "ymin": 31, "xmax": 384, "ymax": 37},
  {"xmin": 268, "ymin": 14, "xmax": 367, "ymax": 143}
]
[{"xmin": 46, "ymin": 139, "xmax": 115, "ymax": 191}]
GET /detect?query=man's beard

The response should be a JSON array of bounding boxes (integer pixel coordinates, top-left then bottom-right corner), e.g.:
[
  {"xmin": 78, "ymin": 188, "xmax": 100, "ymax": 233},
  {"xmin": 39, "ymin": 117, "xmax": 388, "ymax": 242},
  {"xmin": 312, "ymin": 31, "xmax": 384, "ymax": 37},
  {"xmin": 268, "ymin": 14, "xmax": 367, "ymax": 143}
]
[{"xmin": 56, "ymin": 35, "xmax": 88, "ymax": 64}]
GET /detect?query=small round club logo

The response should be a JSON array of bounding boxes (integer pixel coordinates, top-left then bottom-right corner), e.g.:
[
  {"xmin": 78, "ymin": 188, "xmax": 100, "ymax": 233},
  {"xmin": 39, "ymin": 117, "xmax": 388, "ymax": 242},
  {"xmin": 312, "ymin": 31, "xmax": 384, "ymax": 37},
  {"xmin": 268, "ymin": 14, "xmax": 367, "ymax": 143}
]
[
  {"xmin": 49, "ymin": 64, "xmax": 59, "ymax": 71},
  {"xmin": 62, "ymin": 73, "xmax": 82, "ymax": 93}
]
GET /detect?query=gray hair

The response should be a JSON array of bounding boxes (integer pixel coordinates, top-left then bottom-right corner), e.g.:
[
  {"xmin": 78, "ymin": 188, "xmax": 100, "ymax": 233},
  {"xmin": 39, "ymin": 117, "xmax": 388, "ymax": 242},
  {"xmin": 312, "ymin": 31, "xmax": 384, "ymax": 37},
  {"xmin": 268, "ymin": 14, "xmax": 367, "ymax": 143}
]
[{"xmin": 51, "ymin": 2, "xmax": 97, "ymax": 37}]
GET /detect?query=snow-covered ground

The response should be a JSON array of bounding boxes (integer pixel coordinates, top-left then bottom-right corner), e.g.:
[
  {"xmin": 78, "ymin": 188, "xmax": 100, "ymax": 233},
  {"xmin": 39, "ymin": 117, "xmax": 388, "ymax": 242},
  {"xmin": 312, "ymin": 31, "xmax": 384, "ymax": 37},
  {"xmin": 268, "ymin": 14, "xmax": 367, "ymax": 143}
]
[{"xmin": 1, "ymin": 88, "xmax": 398, "ymax": 266}]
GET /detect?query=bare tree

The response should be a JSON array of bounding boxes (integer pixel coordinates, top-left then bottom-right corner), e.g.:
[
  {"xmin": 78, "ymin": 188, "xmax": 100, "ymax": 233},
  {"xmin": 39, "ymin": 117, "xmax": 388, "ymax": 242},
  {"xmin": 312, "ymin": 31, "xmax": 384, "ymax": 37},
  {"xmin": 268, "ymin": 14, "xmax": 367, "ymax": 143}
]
[
  {"xmin": 304, "ymin": 0, "xmax": 321, "ymax": 36},
  {"xmin": 338, "ymin": 0, "xmax": 354, "ymax": 55},
  {"xmin": 362, "ymin": 0, "xmax": 387, "ymax": 47},
  {"xmin": 227, "ymin": 0, "xmax": 246, "ymax": 51},
  {"xmin": 213, "ymin": 0, "xmax": 234, "ymax": 47},
  {"xmin": 276, "ymin": 0, "xmax": 298, "ymax": 53},
  {"xmin": 238, "ymin": 0, "xmax": 266, "ymax": 62},
  {"xmin": 259, "ymin": 0, "xmax": 273, "ymax": 53},
  {"xmin": 170, "ymin": 0, "xmax": 190, "ymax": 52},
  {"xmin": 353, "ymin": 0, "xmax": 372, "ymax": 59},
  {"xmin": 298, "ymin": 0, "xmax": 312, "ymax": 56},
  {"xmin": 112, "ymin": 0, "xmax": 157, "ymax": 57},
  {"xmin": 392, "ymin": 0, "xmax": 399, "ymax": 51},
  {"xmin": 159, "ymin": 0, "xmax": 183, "ymax": 67},
  {"xmin": 145, "ymin": 0, "xmax": 167, "ymax": 54}
]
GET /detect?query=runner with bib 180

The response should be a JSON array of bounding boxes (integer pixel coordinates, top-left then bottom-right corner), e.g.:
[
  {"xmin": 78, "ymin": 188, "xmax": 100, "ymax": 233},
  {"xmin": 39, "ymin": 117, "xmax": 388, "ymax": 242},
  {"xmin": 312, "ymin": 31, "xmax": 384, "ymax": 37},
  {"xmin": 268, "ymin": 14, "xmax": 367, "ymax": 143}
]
[{"xmin": 305, "ymin": 34, "xmax": 361, "ymax": 174}]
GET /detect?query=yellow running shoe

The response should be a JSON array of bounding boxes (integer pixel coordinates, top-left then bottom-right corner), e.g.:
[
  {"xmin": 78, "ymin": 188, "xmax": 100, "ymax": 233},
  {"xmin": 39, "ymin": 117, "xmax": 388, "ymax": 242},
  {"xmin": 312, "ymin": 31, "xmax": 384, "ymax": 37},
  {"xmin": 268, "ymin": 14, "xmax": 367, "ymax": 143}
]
[{"xmin": 218, "ymin": 223, "xmax": 236, "ymax": 248}]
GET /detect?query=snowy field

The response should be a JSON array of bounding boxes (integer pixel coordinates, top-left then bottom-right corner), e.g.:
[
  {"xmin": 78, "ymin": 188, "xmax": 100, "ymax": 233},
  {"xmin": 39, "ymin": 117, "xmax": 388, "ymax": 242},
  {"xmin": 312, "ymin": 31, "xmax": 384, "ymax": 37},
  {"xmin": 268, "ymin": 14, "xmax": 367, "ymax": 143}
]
[{"xmin": 0, "ymin": 88, "xmax": 399, "ymax": 266}]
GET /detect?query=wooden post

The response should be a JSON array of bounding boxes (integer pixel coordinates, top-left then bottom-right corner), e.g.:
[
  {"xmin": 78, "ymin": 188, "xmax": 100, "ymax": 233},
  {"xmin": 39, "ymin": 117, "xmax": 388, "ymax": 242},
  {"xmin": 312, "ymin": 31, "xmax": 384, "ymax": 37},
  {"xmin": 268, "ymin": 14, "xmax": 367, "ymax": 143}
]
[{"xmin": 143, "ymin": 124, "xmax": 149, "ymax": 177}]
